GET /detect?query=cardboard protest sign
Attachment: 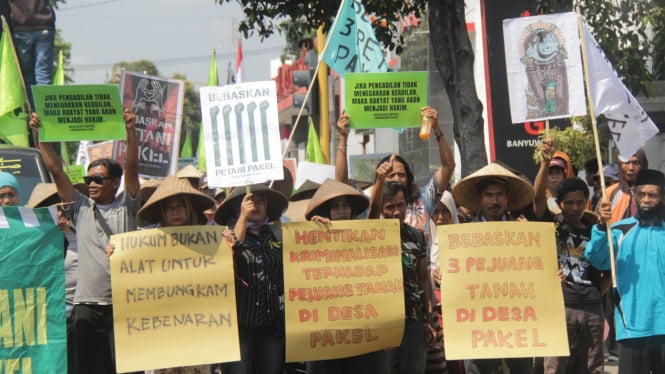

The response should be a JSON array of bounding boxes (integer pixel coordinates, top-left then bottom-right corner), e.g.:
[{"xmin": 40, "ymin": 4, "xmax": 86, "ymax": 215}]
[
  {"xmin": 119, "ymin": 71, "xmax": 184, "ymax": 179},
  {"xmin": 110, "ymin": 226, "xmax": 239, "ymax": 372},
  {"xmin": 344, "ymin": 72, "xmax": 427, "ymax": 129},
  {"xmin": 439, "ymin": 221, "xmax": 569, "ymax": 359},
  {"xmin": 503, "ymin": 12, "xmax": 586, "ymax": 123},
  {"xmin": 32, "ymin": 84, "xmax": 125, "ymax": 142},
  {"xmin": 86, "ymin": 140, "xmax": 114, "ymax": 163},
  {"xmin": 282, "ymin": 220, "xmax": 405, "ymax": 362},
  {"xmin": 0, "ymin": 207, "xmax": 66, "ymax": 373},
  {"xmin": 199, "ymin": 81, "xmax": 284, "ymax": 187}
]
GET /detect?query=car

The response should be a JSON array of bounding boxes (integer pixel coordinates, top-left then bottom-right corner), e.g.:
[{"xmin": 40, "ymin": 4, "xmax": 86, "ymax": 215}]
[{"xmin": 0, "ymin": 145, "xmax": 52, "ymax": 206}]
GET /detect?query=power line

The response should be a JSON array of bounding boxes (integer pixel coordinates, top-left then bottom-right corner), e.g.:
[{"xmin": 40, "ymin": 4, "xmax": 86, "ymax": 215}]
[{"xmin": 73, "ymin": 46, "xmax": 285, "ymax": 72}]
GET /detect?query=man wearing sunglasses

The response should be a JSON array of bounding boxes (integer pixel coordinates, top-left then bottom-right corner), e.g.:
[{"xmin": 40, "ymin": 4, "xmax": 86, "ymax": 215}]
[{"xmin": 30, "ymin": 109, "xmax": 140, "ymax": 374}]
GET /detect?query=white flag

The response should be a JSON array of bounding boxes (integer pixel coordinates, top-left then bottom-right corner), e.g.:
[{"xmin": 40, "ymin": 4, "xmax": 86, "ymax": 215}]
[
  {"xmin": 75, "ymin": 140, "xmax": 92, "ymax": 167},
  {"xmin": 583, "ymin": 25, "xmax": 658, "ymax": 161}
]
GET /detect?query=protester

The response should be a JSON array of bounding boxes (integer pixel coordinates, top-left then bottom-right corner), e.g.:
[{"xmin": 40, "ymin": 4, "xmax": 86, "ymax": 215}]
[
  {"xmin": 427, "ymin": 191, "xmax": 464, "ymax": 374},
  {"xmin": 534, "ymin": 143, "xmax": 605, "ymax": 373},
  {"xmin": 534, "ymin": 140, "xmax": 575, "ymax": 216},
  {"xmin": 586, "ymin": 169, "xmax": 665, "ymax": 373},
  {"xmin": 5, "ymin": 0, "xmax": 56, "ymax": 102},
  {"xmin": 302, "ymin": 178, "xmax": 388, "ymax": 373},
  {"xmin": 215, "ymin": 184, "xmax": 288, "ymax": 374},
  {"xmin": 0, "ymin": 171, "xmax": 20, "ymax": 206},
  {"xmin": 584, "ymin": 158, "xmax": 600, "ymax": 209},
  {"xmin": 377, "ymin": 181, "xmax": 435, "ymax": 374},
  {"xmin": 452, "ymin": 162, "xmax": 535, "ymax": 374},
  {"xmin": 339, "ymin": 106, "xmax": 455, "ymax": 244},
  {"xmin": 30, "ymin": 110, "xmax": 140, "ymax": 374},
  {"xmin": 602, "ymin": 149, "xmax": 648, "ymax": 360}
]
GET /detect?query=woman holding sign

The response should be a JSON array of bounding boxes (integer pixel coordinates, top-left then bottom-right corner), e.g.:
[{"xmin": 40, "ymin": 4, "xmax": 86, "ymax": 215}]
[
  {"xmin": 215, "ymin": 184, "xmax": 289, "ymax": 374},
  {"xmin": 303, "ymin": 178, "xmax": 391, "ymax": 373}
]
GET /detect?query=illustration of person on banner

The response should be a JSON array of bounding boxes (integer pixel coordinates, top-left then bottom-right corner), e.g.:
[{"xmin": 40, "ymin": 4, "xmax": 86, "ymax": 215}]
[
  {"xmin": 120, "ymin": 70, "xmax": 184, "ymax": 178},
  {"xmin": 586, "ymin": 169, "xmax": 665, "ymax": 374},
  {"xmin": 503, "ymin": 12, "xmax": 586, "ymax": 123},
  {"xmin": 451, "ymin": 162, "xmax": 536, "ymax": 374},
  {"xmin": 302, "ymin": 178, "xmax": 391, "ymax": 374},
  {"xmin": 215, "ymin": 184, "xmax": 289, "ymax": 374},
  {"xmin": 30, "ymin": 109, "xmax": 141, "ymax": 374},
  {"xmin": 533, "ymin": 140, "xmax": 605, "ymax": 374}
]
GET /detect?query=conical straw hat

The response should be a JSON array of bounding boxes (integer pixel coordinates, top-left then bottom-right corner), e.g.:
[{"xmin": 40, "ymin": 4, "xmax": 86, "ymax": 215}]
[
  {"xmin": 27, "ymin": 182, "xmax": 88, "ymax": 208},
  {"xmin": 305, "ymin": 178, "xmax": 368, "ymax": 220},
  {"xmin": 214, "ymin": 184, "xmax": 288, "ymax": 226},
  {"xmin": 138, "ymin": 176, "xmax": 215, "ymax": 224},
  {"xmin": 451, "ymin": 162, "xmax": 534, "ymax": 213},
  {"xmin": 140, "ymin": 178, "xmax": 162, "ymax": 203},
  {"xmin": 176, "ymin": 164, "xmax": 205, "ymax": 182},
  {"xmin": 290, "ymin": 179, "xmax": 321, "ymax": 202}
]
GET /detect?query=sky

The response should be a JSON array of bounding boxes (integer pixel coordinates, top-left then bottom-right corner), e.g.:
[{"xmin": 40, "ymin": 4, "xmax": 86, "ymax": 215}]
[{"xmin": 56, "ymin": 0, "xmax": 286, "ymax": 85}]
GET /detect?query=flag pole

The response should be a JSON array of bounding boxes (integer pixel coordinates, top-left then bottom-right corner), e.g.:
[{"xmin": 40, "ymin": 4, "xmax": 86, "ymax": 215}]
[
  {"xmin": 280, "ymin": 0, "xmax": 347, "ymax": 163},
  {"xmin": 577, "ymin": 9, "xmax": 617, "ymax": 287}
]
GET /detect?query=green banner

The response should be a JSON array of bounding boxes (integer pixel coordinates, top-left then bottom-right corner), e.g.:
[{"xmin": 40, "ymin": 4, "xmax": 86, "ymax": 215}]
[
  {"xmin": 0, "ymin": 206, "xmax": 66, "ymax": 372},
  {"xmin": 64, "ymin": 164, "xmax": 86, "ymax": 184},
  {"xmin": 344, "ymin": 71, "xmax": 428, "ymax": 129},
  {"xmin": 32, "ymin": 84, "xmax": 125, "ymax": 142}
]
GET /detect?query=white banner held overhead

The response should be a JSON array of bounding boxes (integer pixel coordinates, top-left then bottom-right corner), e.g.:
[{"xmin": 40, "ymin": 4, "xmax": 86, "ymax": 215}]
[
  {"xmin": 200, "ymin": 81, "xmax": 284, "ymax": 188},
  {"xmin": 503, "ymin": 12, "xmax": 586, "ymax": 123},
  {"xmin": 582, "ymin": 25, "xmax": 658, "ymax": 161}
]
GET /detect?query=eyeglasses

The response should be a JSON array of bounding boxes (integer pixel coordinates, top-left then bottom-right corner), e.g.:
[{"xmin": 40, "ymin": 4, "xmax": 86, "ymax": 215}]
[{"xmin": 83, "ymin": 174, "xmax": 112, "ymax": 185}]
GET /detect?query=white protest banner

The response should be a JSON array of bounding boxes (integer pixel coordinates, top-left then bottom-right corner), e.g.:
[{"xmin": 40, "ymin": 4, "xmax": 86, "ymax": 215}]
[
  {"xmin": 200, "ymin": 81, "xmax": 284, "ymax": 187},
  {"xmin": 503, "ymin": 12, "xmax": 586, "ymax": 123}
]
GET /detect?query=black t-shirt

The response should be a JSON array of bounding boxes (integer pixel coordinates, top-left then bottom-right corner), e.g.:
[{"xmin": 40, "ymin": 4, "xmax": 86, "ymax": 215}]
[{"xmin": 548, "ymin": 212, "xmax": 603, "ymax": 304}]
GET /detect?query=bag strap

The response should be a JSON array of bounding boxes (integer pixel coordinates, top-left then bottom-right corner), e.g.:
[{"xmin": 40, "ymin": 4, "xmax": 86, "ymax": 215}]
[{"xmin": 93, "ymin": 205, "xmax": 113, "ymax": 238}]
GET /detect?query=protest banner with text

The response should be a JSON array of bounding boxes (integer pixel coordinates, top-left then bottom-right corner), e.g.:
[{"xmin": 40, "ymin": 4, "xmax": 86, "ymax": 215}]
[
  {"xmin": 199, "ymin": 81, "xmax": 284, "ymax": 188},
  {"xmin": 118, "ymin": 71, "xmax": 184, "ymax": 179},
  {"xmin": 344, "ymin": 71, "xmax": 427, "ymax": 129},
  {"xmin": 0, "ymin": 207, "xmax": 66, "ymax": 373},
  {"xmin": 110, "ymin": 226, "xmax": 239, "ymax": 372},
  {"xmin": 282, "ymin": 220, "xmax": 405, "ymax": 362},
  {"xmin": 439, "ymin": 221, "xmax": 569, "ymax": 359},
  {"xmin": 32, "ymin": 84, "xmax": 125, "ymax": 142}
]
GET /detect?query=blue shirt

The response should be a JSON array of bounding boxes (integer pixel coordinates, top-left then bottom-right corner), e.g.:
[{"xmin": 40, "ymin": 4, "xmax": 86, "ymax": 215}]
[{"xmin": 585, "ymin": 217, "xmax": 665, "ymax": 341}]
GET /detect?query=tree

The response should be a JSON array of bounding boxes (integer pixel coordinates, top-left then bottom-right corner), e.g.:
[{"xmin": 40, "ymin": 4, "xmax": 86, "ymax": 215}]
[
  {"xmin": 107, "ymin": 60, "xmax": 160, "ymax": 83},
  {"xmin": 217, "ymin": 0, "xmax": 487, "ymax": 175}
]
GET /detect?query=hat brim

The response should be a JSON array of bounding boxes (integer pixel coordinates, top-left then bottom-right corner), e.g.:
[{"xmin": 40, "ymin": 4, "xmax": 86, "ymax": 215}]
[
  {"xmin": 452, "ymin": 163, "xmax": 534, "ymax": 213},
  {"xmin": 214, "ymin": 184, "xmax": 288, "ymax": 226},
  {"xmin": 305, "ymin": 179, "xmax": 368, "ymax": 220},
  {"xmin": 138, "ymin": 177, "xmax": 215, "ymax": 225}
]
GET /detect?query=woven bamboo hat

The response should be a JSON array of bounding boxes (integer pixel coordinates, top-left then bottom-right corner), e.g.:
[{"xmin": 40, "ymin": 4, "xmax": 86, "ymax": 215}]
[
  {"xmin": 214, "ymin": 184, "xmax": 288, "ymax": 226},
  {"xmin": 138, "ymin": 176, "xmax": 215, "ymax": 224},
  {"xmin": 141, "ymin": 178, "xmax": 162, "ymax": 202},
  {"xmin": 290, "ymin": 179, "xmax": 321, "ymax": 201},
  {"xmin": 176, "ymin": 165, "xmax": 205, "ymax": 185},
  {"xmin": 452, "ymin": 162, "xmax": 534, "ymax": 212},
  {"xmin": 27, "ymin": 182, "xmax": 89, "ymax": 208},
  {"xmin": 305, "ymin": 178, "xmax": 369, "ymax": 220},
  {"xmin": 269, "ymin": 166, "xmax": 294, "ymax": 199}
]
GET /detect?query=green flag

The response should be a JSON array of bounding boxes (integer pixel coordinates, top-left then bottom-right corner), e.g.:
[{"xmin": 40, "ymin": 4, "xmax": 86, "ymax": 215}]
[
  {"xmin": 0, "ymin": 16, "xmax": 27, "ymax": 118},
  {"xmin": 180, "ymin": 128, "xmax": 192, "ymax": 158},
  {"xmin": 198, "ymin": 50, "xmax": 219, "ymax": 172},
  {"xmin": 306, "ymin": 117, "xmax": 326, "ymax": 164},
  {"xmin": 53, "ymin": 50, "xmax": 65, "ymax": 85}
]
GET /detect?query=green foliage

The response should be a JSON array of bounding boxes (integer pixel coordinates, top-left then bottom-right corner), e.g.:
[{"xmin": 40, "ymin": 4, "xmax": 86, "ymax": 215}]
[
  {"xmin": 532, "ymin": 118, "xmax": 609, "ymax": 170},
  {"xmin": 171, "ymin": 73, "xmax": 202, "ymax": 153},
  {"xmin": 648, "ymin": 0, "xmax": 665, "ymax": 79},
  {"xmin": 217, "ymin": 0, "xmax": 428, "ymax": 54},
  {"xmin": 108, "ymin": 60, "xmax": 160, "ymax": 83}
]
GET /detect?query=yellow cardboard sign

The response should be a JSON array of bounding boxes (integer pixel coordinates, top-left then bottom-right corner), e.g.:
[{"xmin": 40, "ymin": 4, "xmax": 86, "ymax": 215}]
[
  {"xmin": 282, "ymin": 220, "xmax": 405, "ymax": 362},
  {"xmin": 110, "ymin": 226, "xmax": 239, "ymax": 372},
  {"xmin": 438, "ymin": 221, "xmax": 569, "ymax": 359}
]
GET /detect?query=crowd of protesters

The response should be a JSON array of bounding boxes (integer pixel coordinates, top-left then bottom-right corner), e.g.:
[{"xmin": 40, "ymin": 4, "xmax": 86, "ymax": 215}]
[{"xmin": 2, "ymin": 104, "xmax": 661, "ymax": 374}]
